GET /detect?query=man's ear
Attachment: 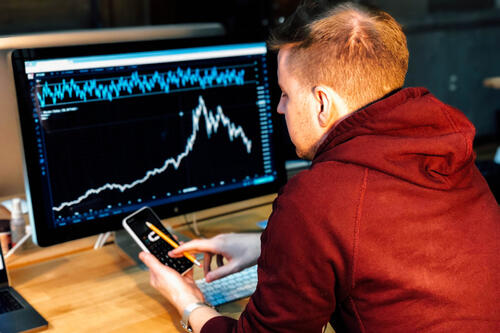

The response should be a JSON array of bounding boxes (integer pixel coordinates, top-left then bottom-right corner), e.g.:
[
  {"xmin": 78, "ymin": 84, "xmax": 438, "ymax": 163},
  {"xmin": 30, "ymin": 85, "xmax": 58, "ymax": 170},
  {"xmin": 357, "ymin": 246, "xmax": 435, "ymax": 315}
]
[{"xmin": 313, "ymin": 85, "xmax": 349, "ymax": 128}]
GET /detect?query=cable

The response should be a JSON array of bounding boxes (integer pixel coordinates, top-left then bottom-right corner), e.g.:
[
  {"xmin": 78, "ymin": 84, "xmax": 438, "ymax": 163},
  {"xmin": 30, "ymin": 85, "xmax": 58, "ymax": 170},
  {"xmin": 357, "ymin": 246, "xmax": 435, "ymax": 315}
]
[
  {"xmin": 184, "ymin": 213, "xmax": 202, "ymax": 237},
  {"xmin": 93, "ymin": 231, "xmax": 112, "ymax": 249},
  {"xmin": 94, "ymin": 233, "xmax": 104, "ymax": 250},
  {"xmin": 191, "ymin": 213, "xmax": 201, "ymax": 237},
  {"xmin": 101, "ymin": 231, "xmax": 112, "ymax": 247}
]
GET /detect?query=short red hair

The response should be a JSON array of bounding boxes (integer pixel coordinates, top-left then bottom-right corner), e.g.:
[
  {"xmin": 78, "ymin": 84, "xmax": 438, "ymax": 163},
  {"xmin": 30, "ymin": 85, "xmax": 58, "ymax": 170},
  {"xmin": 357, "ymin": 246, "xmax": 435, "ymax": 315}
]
[{"xmin": 268, "ymin": 1, "xmax": 409, "ymax": 111}]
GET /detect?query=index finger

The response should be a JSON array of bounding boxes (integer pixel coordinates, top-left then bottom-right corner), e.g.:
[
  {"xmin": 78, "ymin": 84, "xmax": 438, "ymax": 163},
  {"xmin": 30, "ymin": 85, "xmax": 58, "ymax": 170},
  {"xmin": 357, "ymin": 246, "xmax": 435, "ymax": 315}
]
[{"xmin": 169, "ymin": 238, "xmax": 218, "ymax": 257}]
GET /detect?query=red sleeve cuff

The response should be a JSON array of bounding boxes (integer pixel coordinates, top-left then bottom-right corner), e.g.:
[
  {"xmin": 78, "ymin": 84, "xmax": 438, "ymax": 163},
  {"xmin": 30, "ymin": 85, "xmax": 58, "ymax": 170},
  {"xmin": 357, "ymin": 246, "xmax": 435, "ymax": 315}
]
[{"xmin": 201, "ymin": 316, "xmax": 237, "ymax": 333}]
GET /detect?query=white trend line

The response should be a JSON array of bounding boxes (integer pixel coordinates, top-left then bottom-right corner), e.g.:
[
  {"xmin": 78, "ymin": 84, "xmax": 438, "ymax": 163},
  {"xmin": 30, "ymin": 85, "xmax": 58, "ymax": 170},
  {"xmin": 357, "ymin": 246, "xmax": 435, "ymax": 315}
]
[{"xmin": 52, "ymin": 95, "xmax": 252, "ymax": 212}]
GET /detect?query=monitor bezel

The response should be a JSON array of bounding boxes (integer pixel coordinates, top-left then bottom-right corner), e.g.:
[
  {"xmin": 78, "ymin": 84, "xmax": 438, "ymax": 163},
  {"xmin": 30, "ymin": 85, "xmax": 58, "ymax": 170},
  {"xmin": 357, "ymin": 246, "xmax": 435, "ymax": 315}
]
[{"xmin": 11, "ymin": 36, "xmax": 286, "ymax": 247}]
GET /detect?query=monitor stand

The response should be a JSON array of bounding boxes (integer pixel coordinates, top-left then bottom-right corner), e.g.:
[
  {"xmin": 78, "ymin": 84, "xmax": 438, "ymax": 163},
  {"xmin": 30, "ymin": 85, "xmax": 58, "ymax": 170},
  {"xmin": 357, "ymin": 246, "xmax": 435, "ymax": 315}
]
[{"xmin": 114, "ymin": 229, "xmax": 147, "ymax": 269}]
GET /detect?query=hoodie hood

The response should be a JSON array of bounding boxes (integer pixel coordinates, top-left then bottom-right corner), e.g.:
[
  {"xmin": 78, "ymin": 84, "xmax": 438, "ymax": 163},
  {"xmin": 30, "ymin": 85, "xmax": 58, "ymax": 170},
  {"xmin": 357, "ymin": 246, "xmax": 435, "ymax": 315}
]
[{"xmin": 313, "ymin": 87, "xmax": 477, "ymax": 190}]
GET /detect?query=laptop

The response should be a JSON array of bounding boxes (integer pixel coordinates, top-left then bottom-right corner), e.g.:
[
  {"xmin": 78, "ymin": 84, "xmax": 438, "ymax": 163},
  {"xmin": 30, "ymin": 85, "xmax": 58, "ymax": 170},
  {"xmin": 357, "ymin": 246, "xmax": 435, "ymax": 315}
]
[{"xmin": 0, "ymin": 249, "xmax": 48, "ymax": 332}]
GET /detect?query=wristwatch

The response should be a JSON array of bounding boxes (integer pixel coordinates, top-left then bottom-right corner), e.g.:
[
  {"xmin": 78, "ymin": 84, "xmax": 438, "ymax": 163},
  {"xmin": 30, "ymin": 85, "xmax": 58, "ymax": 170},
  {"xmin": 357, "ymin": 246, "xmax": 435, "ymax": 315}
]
[{"xmin": 180, "ymin": 301, "xmax": 211, "ymax": 332}]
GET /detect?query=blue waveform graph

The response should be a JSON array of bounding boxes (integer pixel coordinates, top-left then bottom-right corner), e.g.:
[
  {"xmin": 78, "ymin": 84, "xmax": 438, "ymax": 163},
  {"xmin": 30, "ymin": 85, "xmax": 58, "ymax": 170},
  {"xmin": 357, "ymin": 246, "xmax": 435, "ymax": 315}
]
[
  {"xmin": 52, "ymin": 95, "xmax": 253, "ymax": 212},
  {"xmin": 37, "ymin": 66, "xmax": 248, "ymax": 107}
]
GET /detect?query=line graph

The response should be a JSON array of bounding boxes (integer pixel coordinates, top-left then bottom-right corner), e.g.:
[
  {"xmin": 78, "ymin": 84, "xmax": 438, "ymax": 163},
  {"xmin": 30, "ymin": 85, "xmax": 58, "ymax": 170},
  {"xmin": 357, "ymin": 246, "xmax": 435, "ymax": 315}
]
[
  {"xmin": 37, "ymin": 66, "xmax": 247, "ymax": 107},
  {"xmin": 52, "ymin": 95, "xmax": 252, "ymax": 212}
]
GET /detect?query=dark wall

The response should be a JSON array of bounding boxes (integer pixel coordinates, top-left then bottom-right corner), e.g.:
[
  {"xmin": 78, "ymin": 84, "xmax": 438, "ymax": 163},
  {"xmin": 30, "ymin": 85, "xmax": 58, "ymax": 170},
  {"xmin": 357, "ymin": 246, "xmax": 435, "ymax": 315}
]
[
  {"xmin": 148, "ymin": 1, "xmax": 273, "ymax": 41},
  {"xmin": 372, "ymin": 1, "xmax": 500, "ymax": 144},
  {"xmin": 0, "ymin": 0, "xmax": 95, "ymax": 34},
  {"xmin": 0, "ymin": 0, "xmax": 275, "ymax": 41},
  {"xmin": 1, "ymin": 0, "xmax": 499, "ymax": 157},
  {"xmin": 405, "ymin": 22, "xmax": 500, "ymax": 142}
]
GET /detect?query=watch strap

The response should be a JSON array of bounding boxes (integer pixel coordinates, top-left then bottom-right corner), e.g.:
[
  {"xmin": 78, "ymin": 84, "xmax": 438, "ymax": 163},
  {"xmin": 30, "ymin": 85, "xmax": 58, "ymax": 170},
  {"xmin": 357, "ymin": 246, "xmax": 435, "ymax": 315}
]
[{"xmin": 181, "ymin": 301, "xmax": 210, "ymax": 332}]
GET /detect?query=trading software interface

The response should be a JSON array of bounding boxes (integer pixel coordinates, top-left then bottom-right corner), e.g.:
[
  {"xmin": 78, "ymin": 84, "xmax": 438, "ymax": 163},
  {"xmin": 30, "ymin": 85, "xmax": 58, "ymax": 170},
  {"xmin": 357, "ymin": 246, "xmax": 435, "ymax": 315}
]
[{"xmin": 23, "ymin": 42, "xmax": 276, "ymax": 228}]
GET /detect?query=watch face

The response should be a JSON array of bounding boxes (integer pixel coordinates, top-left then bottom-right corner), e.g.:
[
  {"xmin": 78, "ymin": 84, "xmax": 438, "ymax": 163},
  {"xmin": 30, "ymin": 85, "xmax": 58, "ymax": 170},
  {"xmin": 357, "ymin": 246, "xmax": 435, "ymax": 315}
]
[
  {"xmin": 180, "ymin": 321, "xmax": 191, "ymax": 332},
  {"xmin": 180, "ymin": 318, "xmax": 193, "ymax": 332}
]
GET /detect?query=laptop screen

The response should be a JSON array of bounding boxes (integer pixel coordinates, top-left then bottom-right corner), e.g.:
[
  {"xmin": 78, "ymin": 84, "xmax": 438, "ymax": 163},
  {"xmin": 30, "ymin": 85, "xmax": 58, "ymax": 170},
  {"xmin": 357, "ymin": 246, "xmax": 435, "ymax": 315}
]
[{"xmin": 0, "ymin": 250, "xmax": 8, "ymax": 284}]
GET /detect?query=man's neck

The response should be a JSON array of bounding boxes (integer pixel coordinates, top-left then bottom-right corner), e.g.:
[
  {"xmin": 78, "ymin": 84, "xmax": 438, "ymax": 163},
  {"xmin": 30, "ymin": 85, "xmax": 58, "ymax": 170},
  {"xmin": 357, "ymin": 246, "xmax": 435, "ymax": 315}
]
[{"xmin": 311, "ymin": 87, "xmax": 404, "ymax": 160}]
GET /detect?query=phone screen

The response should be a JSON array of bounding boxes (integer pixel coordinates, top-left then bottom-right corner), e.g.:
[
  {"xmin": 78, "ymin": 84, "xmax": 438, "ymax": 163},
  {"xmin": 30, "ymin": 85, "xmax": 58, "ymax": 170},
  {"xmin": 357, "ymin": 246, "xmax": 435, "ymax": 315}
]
[{"xmin": 123, "ymin": 207, "xmax": 193, "ymax": 274}]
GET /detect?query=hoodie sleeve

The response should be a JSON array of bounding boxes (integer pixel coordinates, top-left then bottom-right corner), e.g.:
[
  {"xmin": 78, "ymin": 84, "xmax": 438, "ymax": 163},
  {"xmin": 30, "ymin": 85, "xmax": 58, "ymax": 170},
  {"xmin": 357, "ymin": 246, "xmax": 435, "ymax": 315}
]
[{"xmin": 201, "ymin": 190, "xmax": 339, "ymax": 333}]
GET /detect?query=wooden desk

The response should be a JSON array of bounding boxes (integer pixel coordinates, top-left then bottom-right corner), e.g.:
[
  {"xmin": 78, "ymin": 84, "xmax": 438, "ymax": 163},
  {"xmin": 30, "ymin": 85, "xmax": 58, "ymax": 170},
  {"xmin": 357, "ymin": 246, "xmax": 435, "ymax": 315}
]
[{"xmin": 7, "ymin": 200, "xmax": 273, "ymax": 332}]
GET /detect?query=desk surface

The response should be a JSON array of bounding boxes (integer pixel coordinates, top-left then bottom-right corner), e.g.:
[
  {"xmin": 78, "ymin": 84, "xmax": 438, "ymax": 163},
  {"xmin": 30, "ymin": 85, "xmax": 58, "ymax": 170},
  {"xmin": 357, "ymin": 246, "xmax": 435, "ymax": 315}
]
[{"xmin": 7, "ymin": 200, "xmax": 273, "ymax": 332}]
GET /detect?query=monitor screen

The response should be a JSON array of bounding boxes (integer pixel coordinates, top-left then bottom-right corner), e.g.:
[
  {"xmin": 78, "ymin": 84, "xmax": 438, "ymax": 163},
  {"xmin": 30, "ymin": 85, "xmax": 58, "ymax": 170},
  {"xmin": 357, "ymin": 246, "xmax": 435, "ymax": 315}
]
[{"xmin": 12, "ymin": 38, "xmax": 285, "ymax": 246}]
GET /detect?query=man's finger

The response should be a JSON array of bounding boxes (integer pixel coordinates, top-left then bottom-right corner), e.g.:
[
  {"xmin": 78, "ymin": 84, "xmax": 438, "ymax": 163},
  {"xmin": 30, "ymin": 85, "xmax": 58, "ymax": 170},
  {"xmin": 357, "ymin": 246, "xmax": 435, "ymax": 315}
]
[
  {"xmin": 205, "ymin": 262, "xmax": 238, "ymax": 282},
  {"xmin": 169, "ymin": 239, "xmax": 217, "ymax": 257},
  {"xmin": 204, "ymin": 253, "xmax": 213, "ymax": 277}
]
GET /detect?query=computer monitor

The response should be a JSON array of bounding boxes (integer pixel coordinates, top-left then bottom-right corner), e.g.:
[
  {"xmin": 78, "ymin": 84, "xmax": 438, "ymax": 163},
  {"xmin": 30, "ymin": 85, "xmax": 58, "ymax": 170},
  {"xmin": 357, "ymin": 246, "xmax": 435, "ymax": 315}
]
[
  {"xmin": 10, "ymin": 32, "xmax": 286, "ymax": 246},
  {"xmin": 0, "ymin": 24, "xmax": 226, "ymax": 197}
]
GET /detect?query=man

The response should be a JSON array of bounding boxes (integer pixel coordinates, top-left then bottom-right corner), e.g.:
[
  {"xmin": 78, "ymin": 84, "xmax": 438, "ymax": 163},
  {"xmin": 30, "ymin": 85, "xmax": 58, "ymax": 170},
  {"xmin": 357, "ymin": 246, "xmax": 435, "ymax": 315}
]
[{"xmin": 140, "ymin": 1, "xmax": 500, "ymax": 332}]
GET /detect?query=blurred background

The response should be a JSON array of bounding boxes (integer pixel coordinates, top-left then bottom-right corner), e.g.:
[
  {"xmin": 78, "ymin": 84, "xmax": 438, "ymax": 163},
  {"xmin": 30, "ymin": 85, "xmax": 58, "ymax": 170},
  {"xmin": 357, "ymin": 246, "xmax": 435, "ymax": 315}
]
[{"xmin": 0, "ymin": 0, "xmax": 499, "ymax": 199}]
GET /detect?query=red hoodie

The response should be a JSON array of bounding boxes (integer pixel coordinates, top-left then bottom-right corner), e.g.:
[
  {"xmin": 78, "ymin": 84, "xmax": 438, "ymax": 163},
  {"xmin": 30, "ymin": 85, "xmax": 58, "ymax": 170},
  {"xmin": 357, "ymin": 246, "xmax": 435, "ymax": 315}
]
[{"xmin": 202, "ymin": 87, "xmax": 500, "ymax": 332}]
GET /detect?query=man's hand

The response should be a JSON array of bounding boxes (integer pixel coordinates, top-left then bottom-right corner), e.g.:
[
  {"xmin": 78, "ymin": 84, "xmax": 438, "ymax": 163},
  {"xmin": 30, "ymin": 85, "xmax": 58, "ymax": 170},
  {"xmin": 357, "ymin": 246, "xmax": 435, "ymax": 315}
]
[
  {"xmin": 139, "ymin": 252, "xmax": 221, "ymax": 332},
  {"xmin": 168, "ymin": 233, "xmax": 261, "ymax": 282},
  {"xmin": 139, "ymin": 251, "xmax": 204, "ymax": 315}
]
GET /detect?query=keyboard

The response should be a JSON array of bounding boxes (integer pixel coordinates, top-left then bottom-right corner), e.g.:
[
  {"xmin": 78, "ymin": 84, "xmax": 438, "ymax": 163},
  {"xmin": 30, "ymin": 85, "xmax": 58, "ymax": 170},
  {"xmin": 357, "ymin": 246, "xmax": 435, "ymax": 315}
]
[
  {"xmin": 196, "ymin": 265, "xmax": 258, "ymax": 306},
  {"xmin": 0, "ymin": 290, "xmax": 23, "ymax": 314}
]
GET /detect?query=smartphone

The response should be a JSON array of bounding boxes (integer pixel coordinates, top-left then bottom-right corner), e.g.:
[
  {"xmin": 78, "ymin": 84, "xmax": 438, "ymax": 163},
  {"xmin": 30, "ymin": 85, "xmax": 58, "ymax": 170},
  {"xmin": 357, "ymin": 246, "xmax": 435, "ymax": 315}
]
[{"xmin": 122, "ymin": 206, "xmax": 193, "ymax": 275}]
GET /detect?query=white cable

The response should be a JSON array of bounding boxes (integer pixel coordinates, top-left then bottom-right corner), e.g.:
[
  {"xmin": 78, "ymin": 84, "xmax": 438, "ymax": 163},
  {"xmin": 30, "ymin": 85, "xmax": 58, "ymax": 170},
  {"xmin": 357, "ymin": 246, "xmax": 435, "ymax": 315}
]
[
  {"xmin": 100, "ymin": 231, "xmax": 112, "ymax": 247},
  {"xmin": 97, "ymin": 233, "xmax": 104, "ymax": 248},
  {"xmin": 94, "ymin": 233, "xmax": 104, "ymax": 250},
  {"xmin": 183, "ymin": 213, "xmax": 202, "ymax": 237},
  {"xmin": 94, "ymin": 231, "xmax": 112, "ymax": 249},
  {"xmin": 5, "ymin": 225, "xmax": 32, "ymax": 259},
  {"xmin": 190, "ymin": 213, "xmax": 201, "ymax": 237}
]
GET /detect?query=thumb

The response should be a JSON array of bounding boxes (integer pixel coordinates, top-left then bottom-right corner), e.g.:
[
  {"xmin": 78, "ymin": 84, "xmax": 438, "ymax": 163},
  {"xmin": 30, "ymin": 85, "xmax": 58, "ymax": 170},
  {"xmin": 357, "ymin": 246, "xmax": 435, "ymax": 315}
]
[{"xmin": 139, "ymin": 251, "xmax": 164, "ymax": 271}]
